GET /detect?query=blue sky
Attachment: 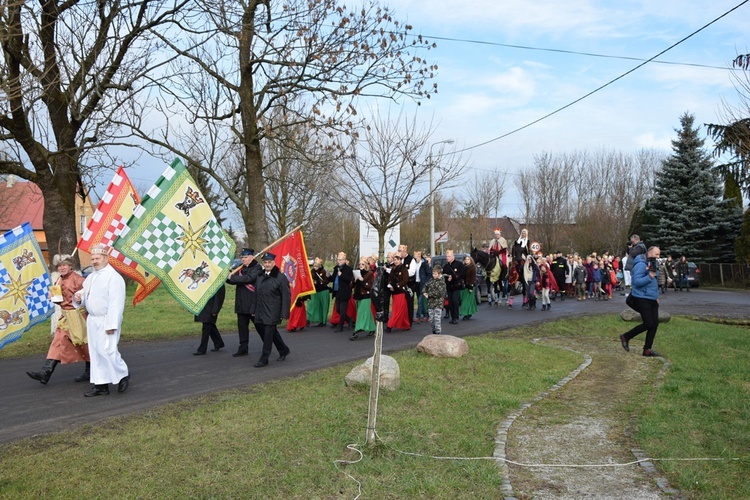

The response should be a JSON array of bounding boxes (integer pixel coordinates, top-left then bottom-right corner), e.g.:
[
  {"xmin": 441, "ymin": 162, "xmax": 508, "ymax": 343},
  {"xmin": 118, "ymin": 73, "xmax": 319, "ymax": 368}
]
[
  {"xmin": 398, "ymin": 0, "xmax": 749, "ymax": 214},
  {"xmin": 121, "ymin": 0, "xmax": 749, "ymax": 219}
]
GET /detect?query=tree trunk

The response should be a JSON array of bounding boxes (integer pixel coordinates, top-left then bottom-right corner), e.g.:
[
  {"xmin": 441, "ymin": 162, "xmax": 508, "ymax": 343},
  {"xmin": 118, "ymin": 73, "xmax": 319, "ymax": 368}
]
[{"xmin": 35, "ymin": 162, "xmax": 79, "ymax": 267}]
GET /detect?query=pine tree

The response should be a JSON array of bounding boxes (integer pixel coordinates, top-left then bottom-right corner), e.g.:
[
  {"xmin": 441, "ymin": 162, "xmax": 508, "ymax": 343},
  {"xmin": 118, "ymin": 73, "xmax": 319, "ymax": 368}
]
[{"xmin": 642, "ymin": 113, "xmax": 742, "ymax": 263}]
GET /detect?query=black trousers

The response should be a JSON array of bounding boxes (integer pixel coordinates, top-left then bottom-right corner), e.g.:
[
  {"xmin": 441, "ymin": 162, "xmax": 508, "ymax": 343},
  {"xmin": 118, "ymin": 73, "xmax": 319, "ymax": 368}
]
[
  {"xmin": 623, "ymin": 295, "xmax": 659, "ymax": 350},
  {"xmin": 447, "ymin": 289, "xmax": 460, "ymax": 321},
  {"xmin": 197, "ymin": 322, "xmax": 224, "ymax": 353},
  {"xmin": 256, "ymin": 323, "xmax": 290, "ymax": 364},
  {"xmin": 335, "ymin": 296, "xmax": 350, "ymax": 328},
  {"xmin": 237, "ymin": 313, "xmax": 253, "ymax": 351}
]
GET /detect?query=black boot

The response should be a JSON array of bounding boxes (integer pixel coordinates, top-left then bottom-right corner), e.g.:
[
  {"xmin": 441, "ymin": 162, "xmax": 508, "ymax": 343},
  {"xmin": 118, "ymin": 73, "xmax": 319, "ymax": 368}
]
[
  {"xmin": 74, "ymin": 361, "xmax": 90, "ymax": 382},
  {"xmin": 26, "ymin": 359, "xmax": 59, "ymax": 385}
]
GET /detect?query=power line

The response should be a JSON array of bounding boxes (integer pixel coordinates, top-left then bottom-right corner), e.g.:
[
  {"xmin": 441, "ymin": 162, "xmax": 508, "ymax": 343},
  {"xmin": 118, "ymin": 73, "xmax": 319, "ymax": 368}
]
[
  {"xmin": 417, "ymin": 35, "xmax": 736, "ymax": 72},
  {"xmin": 447, "ymin": 0, "xmax": 750, "ymax": 155}
]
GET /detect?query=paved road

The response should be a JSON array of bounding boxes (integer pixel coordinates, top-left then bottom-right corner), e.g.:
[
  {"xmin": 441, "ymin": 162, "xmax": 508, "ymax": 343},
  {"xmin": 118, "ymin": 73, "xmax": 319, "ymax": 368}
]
[{"xmin": 1, "ymin": 288, "xmax": 747, "ymax": 444}]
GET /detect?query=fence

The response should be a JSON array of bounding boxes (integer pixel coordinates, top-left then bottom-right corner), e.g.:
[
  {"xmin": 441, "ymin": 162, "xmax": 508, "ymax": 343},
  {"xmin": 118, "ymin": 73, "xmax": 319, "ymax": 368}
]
[{"xmin": 697, "ymin": 263, "xmax": 750, "ymax": 288}]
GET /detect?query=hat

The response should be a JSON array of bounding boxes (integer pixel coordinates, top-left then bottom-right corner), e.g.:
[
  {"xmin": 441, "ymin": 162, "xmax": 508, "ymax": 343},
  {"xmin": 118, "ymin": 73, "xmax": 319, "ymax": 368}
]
[
  {"xmin": 90, "ymin": 244, "xmax": 108, "ymax": 256},
  {"xmin": 240, "ymin": 248, "xmax": 255, "ymax": 256},
  {"xmin": 493, "ymin": 227, "xmax": 502, "ymax": 232},
  {"xmin": 260, "ymin": 252, "xmax": 276, "ymax": 261}
]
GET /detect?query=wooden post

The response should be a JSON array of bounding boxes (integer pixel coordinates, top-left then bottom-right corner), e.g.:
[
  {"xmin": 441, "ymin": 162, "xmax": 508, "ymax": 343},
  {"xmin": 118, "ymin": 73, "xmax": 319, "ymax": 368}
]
[{"xmin": 365, "ymin": 320, "xmax": 384, "ymax": 446}]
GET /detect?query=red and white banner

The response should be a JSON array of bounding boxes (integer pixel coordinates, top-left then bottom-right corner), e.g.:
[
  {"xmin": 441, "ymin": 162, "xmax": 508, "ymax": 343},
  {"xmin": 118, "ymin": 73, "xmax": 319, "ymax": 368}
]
[{"xmin": 77, "ymin": 167, "xmax": 161, "ymax": 305}]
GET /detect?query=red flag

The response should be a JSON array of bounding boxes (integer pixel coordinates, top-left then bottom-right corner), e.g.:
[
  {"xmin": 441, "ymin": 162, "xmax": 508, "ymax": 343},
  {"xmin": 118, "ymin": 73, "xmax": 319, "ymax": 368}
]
[
  {"xmin": 77, "ymin": 167, "xmax": 161, "ymax": 305},
  {"xmin": 266, "ymin": 229, "xmax": 314, "ymax": 309}
]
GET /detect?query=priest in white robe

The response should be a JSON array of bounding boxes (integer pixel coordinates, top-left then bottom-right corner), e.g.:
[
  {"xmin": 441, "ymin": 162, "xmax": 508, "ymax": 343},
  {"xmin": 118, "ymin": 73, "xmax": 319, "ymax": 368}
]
[{"xmin": 74, "ymin": 243, "xmax": 129, "ymax": 397}]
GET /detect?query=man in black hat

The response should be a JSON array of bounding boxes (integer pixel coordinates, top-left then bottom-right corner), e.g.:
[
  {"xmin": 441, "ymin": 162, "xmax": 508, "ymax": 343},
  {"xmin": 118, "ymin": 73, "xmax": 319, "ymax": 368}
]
[
  {"xmin": 250, "ymin": 252, "xmax": 291, "ymax": 367},
  {"xmin": 226, "ymin": 248, "xmax": 261, "ymax": 357}
]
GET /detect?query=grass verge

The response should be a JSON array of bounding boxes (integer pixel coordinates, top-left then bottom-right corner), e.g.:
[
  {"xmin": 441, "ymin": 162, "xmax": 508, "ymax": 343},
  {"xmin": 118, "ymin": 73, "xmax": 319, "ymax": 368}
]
[{"xmin": 0, "ymin": 316, "xmax": 747, "ymax": 498}]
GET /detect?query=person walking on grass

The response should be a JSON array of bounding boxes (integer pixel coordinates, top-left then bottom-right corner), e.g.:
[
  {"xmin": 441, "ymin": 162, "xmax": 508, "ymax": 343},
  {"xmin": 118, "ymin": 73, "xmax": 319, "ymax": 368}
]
[{"xmin": 619, "ymin": 246, "xmax": 662, "ymax": 357}]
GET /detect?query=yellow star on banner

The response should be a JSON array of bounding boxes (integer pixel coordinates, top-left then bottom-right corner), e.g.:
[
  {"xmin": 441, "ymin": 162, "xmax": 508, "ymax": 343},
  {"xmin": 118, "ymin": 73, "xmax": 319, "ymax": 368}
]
[
  {"xmin": 177, "ymin": 221, "xmax": 209, "ymax": 259},
  {"xmin": 1, "ymin": 273, "xmax": 33, "ymax": 305}
]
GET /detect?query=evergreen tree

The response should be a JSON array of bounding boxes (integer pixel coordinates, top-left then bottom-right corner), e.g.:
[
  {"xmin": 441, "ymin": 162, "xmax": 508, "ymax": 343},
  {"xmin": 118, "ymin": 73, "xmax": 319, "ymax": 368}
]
[
  {"xmin": 735, "ymin": 207, "xmax": 750, "ymax": 266},
  {"xmin": 642, "ymin": 113, "xmax": 742, "ymax": 263}
]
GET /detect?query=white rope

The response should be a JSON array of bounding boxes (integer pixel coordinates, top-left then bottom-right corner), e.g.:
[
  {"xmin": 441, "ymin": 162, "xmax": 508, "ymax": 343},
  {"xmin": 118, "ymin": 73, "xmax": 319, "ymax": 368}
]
[
  {"xmin": 332, "ymin": 443, "xmax": 364, "ymax": 500},
  {"xmin": 377, "ymin": 432, "xmax": 742, "ymax": 468}
]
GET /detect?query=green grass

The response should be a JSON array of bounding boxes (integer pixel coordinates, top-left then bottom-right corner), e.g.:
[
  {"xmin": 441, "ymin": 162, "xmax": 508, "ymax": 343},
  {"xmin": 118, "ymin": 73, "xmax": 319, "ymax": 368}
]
[
  {"xmin": 0, "ymin": 335, "xmax": 580, "ymax": 498},
  {"xmin": 0, "ymin": 283, "xmax": 240, "ymax": 359},
  {"xmin": 1, "ymin": 308, "xmax": 748, "ymax": 498}
]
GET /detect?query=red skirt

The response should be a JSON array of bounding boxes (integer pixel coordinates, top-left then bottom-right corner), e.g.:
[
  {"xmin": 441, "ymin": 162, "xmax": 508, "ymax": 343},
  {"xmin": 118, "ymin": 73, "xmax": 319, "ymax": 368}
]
[
  {"xmin": 286, "ymin": 302, "xmax": 308, "ymax": 331},
  {"xmin": 330, "ymin": 298, "xmax": 357, "ymax": 325},
  {"xmin": 387, "ymin": 293, "xmax": 411, "ymax": 330}
]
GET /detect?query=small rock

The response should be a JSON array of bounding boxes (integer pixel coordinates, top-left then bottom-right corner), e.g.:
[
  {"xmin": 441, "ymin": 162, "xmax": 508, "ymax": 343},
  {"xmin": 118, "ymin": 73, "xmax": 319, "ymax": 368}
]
[
  {"xmin": 344, "ymin": 355, "xmax": 400, "ymax": 391},
  {"xmin": 620, "ymin": 309, "xmax": 671, "ymax": 323},
  {"xmin": 416, "ymin": 334, "xmax": 469, "ymax": 358}
]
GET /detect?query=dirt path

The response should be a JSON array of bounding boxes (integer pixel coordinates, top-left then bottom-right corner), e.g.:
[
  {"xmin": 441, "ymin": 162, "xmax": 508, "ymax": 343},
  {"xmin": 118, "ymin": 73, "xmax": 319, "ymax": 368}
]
[{"xmin": 497, "ymin": 335, "xmax": 678, "ymax": 499}]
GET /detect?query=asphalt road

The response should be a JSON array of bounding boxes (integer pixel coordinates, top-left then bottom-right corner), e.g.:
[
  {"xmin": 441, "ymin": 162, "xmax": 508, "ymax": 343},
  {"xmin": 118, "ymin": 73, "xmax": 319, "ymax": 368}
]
[{"xmin": 1, "ymin": 287, "xmax": 747, "ymax": 444}]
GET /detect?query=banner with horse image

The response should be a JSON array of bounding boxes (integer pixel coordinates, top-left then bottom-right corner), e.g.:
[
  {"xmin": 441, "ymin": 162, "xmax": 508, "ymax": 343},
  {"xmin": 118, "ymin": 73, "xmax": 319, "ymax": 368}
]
[
  {"xmin": 113, "ymin": 159, "xmax": 236, "ymax": 315},
  {"xmin": 77, "ymin": 166, "xmax": 161, "ymax": 306},
  {"xmin": 0, "ymin": 223, "xmax": 54, "ymax": 350}
]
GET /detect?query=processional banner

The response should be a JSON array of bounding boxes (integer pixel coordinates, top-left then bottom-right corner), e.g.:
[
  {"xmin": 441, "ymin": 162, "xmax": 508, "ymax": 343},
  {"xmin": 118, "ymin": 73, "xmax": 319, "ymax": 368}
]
[
  {"xmin": 77, "ymin": 166, "xmax": 161, "ymax": 305},
  {"xmin": 0, "ymin": 223, "xmax": 54, "ymax": 350},
  {"xmin": 113, "ymin": 159, "xmax": 235, "ymax": 315}
]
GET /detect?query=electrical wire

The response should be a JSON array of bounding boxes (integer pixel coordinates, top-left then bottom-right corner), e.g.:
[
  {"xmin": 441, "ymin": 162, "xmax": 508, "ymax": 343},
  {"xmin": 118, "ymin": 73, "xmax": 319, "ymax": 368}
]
[{"xmin": 447, "ymin": 0, "xmax": 750, "ymax": 155}]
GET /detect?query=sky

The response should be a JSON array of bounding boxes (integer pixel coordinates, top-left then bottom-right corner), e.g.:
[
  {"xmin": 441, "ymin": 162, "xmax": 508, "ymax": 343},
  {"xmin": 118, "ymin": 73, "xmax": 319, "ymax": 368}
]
[{"xmin": 120, "ymin": 0, "xmax": 750, "ymax": 220}]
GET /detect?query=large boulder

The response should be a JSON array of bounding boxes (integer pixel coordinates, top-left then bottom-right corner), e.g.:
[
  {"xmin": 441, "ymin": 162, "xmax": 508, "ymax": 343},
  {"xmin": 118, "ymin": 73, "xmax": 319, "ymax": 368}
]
[
  {"xmin": 344, "ymin": 355, "xmax": 400, "ymax": 391},
  {"xmin": 620, "ymin": 308, "xmax": 671, "ymax": 323},
  {"xmin": 416, "ymin": 334, "xmax": 469, "ymax": 358}
]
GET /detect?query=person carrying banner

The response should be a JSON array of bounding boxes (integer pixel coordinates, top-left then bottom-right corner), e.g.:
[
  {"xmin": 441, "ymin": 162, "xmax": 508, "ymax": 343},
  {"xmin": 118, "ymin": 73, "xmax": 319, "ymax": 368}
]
[
  {"xmin": 251, "ymin": 252, "xmax": 291, "ymax": 367},
  {"xmin": 26, "ymin": 255, "xmax": 90, "ymax": 385},
  {"xmin": 226, "ymin": 248, "xmax": 262, "ymax": 357},
  {"xmin": 73, "ymin": 244, "xmax": 129, "ymax": 397},
  {"xmin": 193, "ymin": 284, "xmax": 226, "ymax": 355}
]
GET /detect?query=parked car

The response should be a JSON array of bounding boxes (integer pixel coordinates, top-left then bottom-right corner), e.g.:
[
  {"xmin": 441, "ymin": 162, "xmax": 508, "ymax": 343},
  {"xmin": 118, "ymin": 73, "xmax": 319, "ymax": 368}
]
[{"xmin": 429, "ymin": 253, "xmax": 486, "ymax": 304}]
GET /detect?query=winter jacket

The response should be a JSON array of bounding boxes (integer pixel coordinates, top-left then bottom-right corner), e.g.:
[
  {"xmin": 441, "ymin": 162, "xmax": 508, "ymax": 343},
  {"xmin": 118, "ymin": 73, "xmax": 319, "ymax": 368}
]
[
  {"xmin": 227, "ymin": 260, "xmax": 262, "ymax": 314},
  {"xmin": 194, "ymin": 284, "xmax": 225, "ymax": 323},
  {"xmin": 252, "ymin": 266, "xmax": 291, "ymax": 324},
  {"xmin": 423, "ymin": 277, "xmax": 447, "ymax": 310},
  {"xmin": 630, "ymin": 254, "xmax": 659, "ymax": 300}
]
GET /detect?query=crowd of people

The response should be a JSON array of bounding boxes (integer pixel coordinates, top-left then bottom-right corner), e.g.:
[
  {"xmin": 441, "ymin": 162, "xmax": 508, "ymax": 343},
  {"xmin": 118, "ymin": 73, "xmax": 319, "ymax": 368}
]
[{"xmin": 27, "ymin": 230, "xmax": 677, "ymax": 391}]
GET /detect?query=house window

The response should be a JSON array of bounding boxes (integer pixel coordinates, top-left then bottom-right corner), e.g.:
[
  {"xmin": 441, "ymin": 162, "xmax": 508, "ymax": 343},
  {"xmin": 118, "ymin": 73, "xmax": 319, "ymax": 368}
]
[{"xmin": 80, "ymin": 215, "xmax": 86, "ymax": 234}]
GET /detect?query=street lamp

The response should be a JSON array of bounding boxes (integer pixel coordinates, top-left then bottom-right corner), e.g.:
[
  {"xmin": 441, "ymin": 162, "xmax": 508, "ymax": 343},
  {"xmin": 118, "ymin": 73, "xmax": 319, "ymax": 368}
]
[{"xmin": 429, "ymin": 139, "xmax": 454, "ymax": 257}]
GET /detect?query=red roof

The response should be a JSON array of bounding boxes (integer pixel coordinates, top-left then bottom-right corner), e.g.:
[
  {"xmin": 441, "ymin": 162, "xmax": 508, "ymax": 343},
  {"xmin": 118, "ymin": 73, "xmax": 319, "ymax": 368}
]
[{"xmin": 0, "ymin": 180, "xmax": 45, "ymax": 230}]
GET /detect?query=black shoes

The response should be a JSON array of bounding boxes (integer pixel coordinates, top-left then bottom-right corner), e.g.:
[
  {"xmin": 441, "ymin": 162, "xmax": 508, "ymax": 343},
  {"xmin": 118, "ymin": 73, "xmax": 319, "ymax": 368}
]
[
  {"xmin": 449, "ymin": 319, "xmax": 459, "ymax": 324},
  {"xmin": 74, "ymin": 362, "xmax": 90, "ymax": 382},
  {"xmin": 210, "ymin": 345, "xmax": 224, "ymax": 351},
  {"xmin": 193, "ymin": 351, "xmax": 206, "ymax": 356},
  {"xmin": 619, "ymin": 334, "xmax": 630, "ymax": 352},
  {"xmin": 349, "ymin": 333, "xmax": 358, "ymax": 341},
  {"xmin": 232, "ymin": 350, "xmax": 248, "ymax": 357},
  {"xmin": 643, "ymin": 349, "xmax": 661, "ymax": 357},
  {"xmin": 84, "ymin": 385, "xmax": 110, "ymax": 397},
  {"xmin": 254, "ymin": 361, "xmax": 268, "ymax": 368},
  {"xmin": 118, "ymin": 375, "xmax": 130, "ymax": 393},
  {"xmin": 277, "ymin": 353, "xmax": 289, "ymax": 361}
]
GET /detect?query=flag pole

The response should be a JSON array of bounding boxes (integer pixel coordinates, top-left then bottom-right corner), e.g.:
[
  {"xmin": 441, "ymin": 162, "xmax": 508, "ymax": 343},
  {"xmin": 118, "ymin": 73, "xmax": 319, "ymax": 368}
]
[{"xmin": 253, "ymin": 225, "xmax": 303, "ymax": 260}]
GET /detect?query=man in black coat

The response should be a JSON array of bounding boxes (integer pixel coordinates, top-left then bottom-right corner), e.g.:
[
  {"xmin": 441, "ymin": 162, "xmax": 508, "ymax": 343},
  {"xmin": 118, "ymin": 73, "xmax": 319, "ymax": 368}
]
[
  {"xmin": 331, "ymin": 252, "xmax": 354, "ymax": 331},
  {"xmin": 551, "ymin": 251, "xmax": 567, "ymax": 301},
  {"xmin": 251, "ymin": 252, "xmax": 291, "ymax": 367},
  {"xmin": 226, "ymin": 248, "xmax": 262, "ymax": 357},
  {"xmin": 193, "ymin": 284, "xmax": 226, "ymax": 355},
  {"xmin": 442, "ymin": 249, "xmax": 466, "ymax": 324}
]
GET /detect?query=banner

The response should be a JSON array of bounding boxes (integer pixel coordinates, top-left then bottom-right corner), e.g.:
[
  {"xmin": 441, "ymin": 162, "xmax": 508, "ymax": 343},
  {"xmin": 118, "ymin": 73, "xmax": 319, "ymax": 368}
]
[
  {"xmin": 0, "ymin": 223, "xmax": 54, "ymax": 350},
  {"xmin": 266, "ymin": 229, "xmax": 315, "ymax": 309},
  {"xmin": 77, "ymin": 167, "xmax": 161, "ymax": 305},
  {"xmin": 113, "ymin": 158, "xmax": 235, "ymax": 315}
]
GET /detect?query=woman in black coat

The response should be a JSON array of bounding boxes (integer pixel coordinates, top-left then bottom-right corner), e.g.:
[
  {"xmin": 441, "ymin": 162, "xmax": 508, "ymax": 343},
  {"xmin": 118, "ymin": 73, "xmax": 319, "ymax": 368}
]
[{"xmin": 193, "ymin": 284, "xmax": 226, "ymax": 355}]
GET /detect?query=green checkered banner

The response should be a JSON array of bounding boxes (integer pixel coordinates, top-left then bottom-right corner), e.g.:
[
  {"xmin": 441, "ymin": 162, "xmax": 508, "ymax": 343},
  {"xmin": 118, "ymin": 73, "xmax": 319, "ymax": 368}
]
[{"xmin": 114, "ymin": 159, "xmax": 236, "ymax": 314}]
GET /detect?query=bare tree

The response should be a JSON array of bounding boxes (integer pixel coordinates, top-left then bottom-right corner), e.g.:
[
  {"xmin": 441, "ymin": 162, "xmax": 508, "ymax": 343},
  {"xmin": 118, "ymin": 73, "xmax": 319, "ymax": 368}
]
[
  {"xmin": 136, "ymin": 0, "xmax": 438, "ymax": 249},
  {"xmin": 330, "ymin": 108, "xmax": 464, "ymax": 259},
  {"xmin": 0, "ymin": 0, "xmax": 186, "ymax": 262}
]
